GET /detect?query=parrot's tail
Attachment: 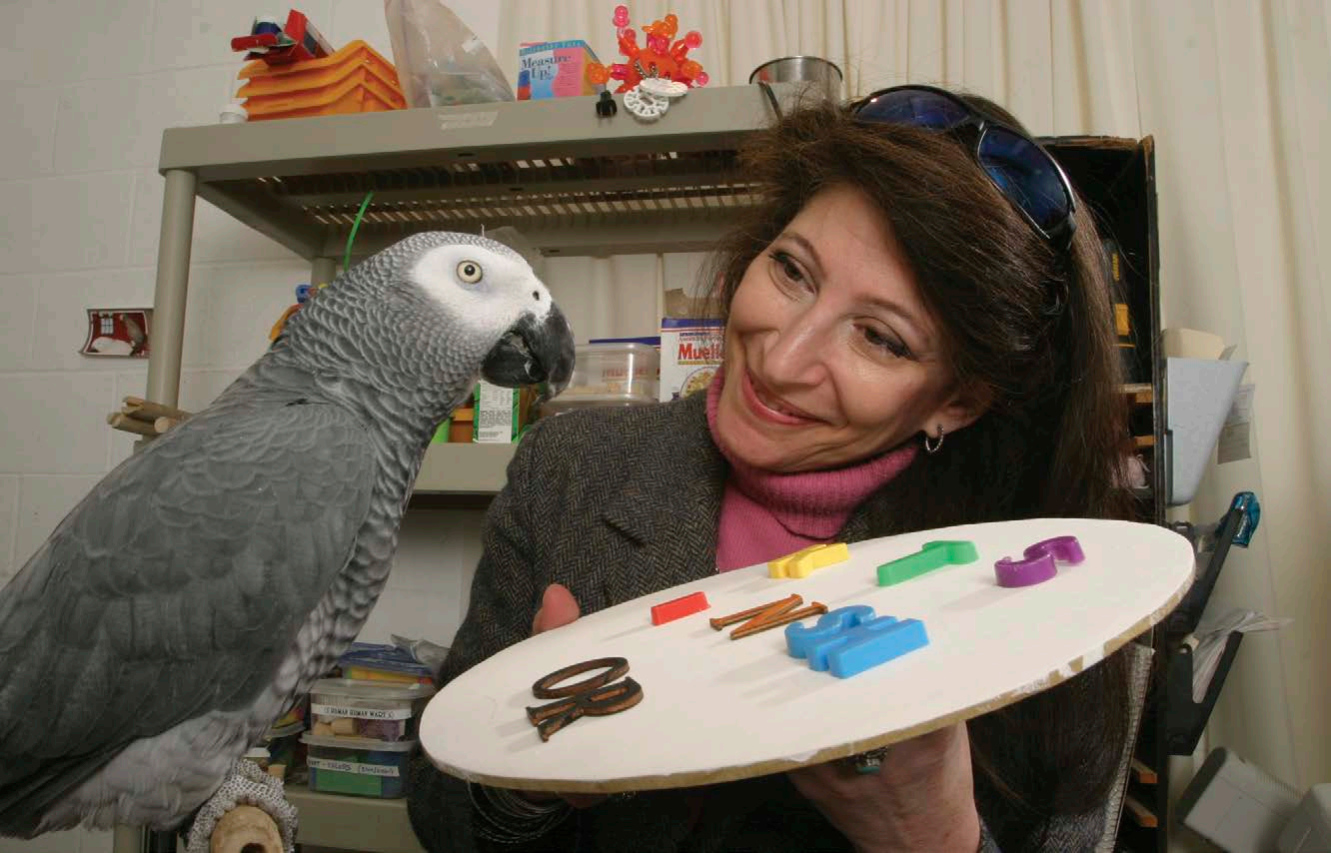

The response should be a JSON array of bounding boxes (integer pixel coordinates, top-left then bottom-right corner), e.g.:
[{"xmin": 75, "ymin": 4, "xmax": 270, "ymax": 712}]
[{"xmin": 0, "ymin": 752, "xmax": 110, "ymax": 838}]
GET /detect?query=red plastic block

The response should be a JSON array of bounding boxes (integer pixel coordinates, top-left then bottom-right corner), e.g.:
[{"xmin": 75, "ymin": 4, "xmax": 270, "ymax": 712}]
[{"xmin": 651, "ymin": 591, "xmax": 710, "ymax": 626}]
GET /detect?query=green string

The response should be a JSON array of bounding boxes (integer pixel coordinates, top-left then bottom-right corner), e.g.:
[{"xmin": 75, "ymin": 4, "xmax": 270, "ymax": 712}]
[{"xmin": 343, "ymin": 190, "xmax": 375, "ymax": 271}]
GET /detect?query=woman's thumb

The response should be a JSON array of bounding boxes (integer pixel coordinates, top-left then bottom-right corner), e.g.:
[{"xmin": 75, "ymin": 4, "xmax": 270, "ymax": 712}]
[{"xmin": 531, "ymin": 583, "xmax": 581, "ymax": 635}]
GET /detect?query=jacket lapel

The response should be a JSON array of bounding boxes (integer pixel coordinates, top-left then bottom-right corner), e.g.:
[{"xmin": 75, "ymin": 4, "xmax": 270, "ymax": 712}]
[
  {"xmin": 595, "ymin": 392, "xmax": 903, "ymax": 608},
  {"xmin": 600, "ymin": 393, "xmax": 727, "ymax": 604},
  {"xmin": 839, "ymin": 501, "xmax": 875, "ymax": 542}
]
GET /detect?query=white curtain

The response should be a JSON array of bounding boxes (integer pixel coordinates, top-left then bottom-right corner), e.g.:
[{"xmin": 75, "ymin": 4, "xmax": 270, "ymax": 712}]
[{"xmin": 499, "ymin": 0, "xmax": 1331, "ymax": 791}]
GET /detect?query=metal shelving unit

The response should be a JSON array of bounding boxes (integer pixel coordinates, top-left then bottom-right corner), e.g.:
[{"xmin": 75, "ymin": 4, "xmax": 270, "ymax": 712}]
[
  {"xmin": 284, "ymin": 783, "xmax": 426, "ymax": 853},
  {"xmin": 144, "ymin": 84, "xmax": 785, "ymax": 495},
  {"xmin": 120, "ymin": 89, "xmax": 783, "ymax": 852}
]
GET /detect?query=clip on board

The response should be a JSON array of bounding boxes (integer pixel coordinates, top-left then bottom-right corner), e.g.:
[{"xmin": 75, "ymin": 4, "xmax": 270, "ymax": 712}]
[{"xmin": 1165, "ymin": 491, "xmax": 1261, "ymax": 637}]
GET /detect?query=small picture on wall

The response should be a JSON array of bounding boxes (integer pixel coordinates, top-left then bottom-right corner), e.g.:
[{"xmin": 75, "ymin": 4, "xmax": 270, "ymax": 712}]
[{"xmin": 81, "ymin": 308, "xmax": 152, "ymax": 358}]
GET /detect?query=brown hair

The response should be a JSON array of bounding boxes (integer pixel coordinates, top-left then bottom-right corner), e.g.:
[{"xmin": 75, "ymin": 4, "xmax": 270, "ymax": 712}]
[{"xmin": 705, "ymin": 96, "xmax": 1136, "ymax": 848}]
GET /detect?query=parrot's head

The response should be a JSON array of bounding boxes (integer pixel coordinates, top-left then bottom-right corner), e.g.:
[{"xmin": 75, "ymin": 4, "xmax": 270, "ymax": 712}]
[
  {"xmin": 286, "ymin": 232, "xmax": 575, "ymax": 420},
  {"xmin": 399, "ymin": 233, "xmax": 575, "ymax": 398},
  {"xmin": 404, "ymin": 232, "xmax": 572, "ymax": 396}
]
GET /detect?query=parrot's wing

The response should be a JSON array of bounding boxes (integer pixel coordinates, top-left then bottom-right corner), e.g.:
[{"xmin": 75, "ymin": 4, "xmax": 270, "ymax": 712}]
[{"xmin": 0, "ymin": 399, "xmax": 375, "ymax": 827}]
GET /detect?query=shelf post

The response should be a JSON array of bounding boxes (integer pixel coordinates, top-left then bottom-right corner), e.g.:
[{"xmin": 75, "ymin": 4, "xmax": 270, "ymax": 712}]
[
  {"xmin": 110, "ymin": 825, "xmax": 141, "ymax": 853},
  {"xmin": 310, "ymin": 256, "xmax": 338, "ymax": 287},
  {"xmin": 145, "ymin": 169, "xmax": 198, "ymax": 410}
]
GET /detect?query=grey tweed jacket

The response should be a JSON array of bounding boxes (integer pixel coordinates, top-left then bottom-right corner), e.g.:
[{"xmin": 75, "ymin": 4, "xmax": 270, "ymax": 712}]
[{"xmin": 406, "ymin": 393, "xmax": 1111, "ymax": 853}]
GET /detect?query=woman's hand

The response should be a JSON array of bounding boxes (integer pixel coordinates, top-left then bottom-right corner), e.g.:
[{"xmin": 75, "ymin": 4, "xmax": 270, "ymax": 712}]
[
  {"xmin": 522, "ymin": 584, "xmax": 607, "ymax": 809},
  {"xmin": 531, "ymin": 582, "xmax": 582, "ymax": 635},
  {"xmin": 787, "ymin": 722, "xmax": 981, "ymax": 853}
]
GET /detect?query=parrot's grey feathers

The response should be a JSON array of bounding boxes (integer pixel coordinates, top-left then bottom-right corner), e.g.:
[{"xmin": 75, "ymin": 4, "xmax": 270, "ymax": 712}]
[
  {"xmin": 0, "ymin": 231, "xmax": 575, "ymax": 836},
  {"xmin": 0, "ymin": 398, "xmax": 374, "ymax": 834}
]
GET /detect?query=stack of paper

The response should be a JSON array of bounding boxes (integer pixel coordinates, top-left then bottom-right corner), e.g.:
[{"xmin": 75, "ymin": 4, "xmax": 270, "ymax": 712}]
[{"xmin": 1191, "ymin": 609, "xmax": 1292, "ymax": 702}]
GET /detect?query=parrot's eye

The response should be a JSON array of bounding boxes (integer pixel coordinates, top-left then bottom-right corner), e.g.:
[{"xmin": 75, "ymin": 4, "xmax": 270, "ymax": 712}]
[{"xmin": 456, "ymin": 261, "xmax": 484, "ymax": 284}]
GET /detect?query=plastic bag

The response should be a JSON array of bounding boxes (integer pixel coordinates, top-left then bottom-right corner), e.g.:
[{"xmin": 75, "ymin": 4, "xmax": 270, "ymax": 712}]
[
  {"xmin": 390, "ymin": 634, "xmax": 451, "ymax": 677},
  {"xmin": 384, "ymin": 0, "xmax": 514, "ymax": 107}
]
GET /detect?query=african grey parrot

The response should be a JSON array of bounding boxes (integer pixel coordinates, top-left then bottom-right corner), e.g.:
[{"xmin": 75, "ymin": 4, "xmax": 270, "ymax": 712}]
[{"xmin": 0, "ymin": 232, "xmax": 574, "ymax": 837}]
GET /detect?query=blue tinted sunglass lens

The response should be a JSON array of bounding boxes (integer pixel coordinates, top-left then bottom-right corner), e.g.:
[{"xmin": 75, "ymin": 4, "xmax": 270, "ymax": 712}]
[
  {"xmin": 857, "ymin": 89, "xmax": 970, "ymax": 130},
  {"xmin": 977, "ymin": 127, "xmax": 1071, "ymax": 231}
]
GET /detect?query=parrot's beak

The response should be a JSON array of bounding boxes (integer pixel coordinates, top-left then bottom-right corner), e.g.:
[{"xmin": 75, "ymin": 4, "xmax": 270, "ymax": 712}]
[{"xmin": 482, "ymin": 304, "xmax": 575, "ymax": 396}]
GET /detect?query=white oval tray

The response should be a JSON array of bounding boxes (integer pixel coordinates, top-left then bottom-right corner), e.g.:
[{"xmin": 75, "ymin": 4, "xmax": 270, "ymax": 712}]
[{"xmin": 422, "ymin": 518, "xmax": 1192, "ymax": 793}]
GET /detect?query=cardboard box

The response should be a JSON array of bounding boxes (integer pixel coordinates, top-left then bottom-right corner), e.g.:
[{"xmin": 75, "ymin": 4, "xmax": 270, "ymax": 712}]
[
  {"xmin": 474, "ymin": 381, "xmax": 518, "ymax": 442},
  {"xmin": 472, "ymin": 382, "xmax": 540, "ymax": 442},
  {"xmin": 659, "ymin": 318, "xmax": 724, "ymax": 402},
  {"xmin": 517, "ymin": 40, "xmax": 599, "ymax": 99}
]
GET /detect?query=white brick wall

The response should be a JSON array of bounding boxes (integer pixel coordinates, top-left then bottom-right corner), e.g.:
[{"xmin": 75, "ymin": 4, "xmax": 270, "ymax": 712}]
[{"xmin": 0, "ymin": 3, "xmax": 501, "ymax": 851}]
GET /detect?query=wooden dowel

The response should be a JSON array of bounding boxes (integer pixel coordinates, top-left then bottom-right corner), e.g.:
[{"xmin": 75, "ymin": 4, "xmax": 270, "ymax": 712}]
[
  {"xmin": 121, "ymin": 406, "xmax": 156, "ymax": 424},
  {"xmin": 730, "ymin": 603, "xmax": 828, "ymax": 640},
  {"xmin": 122, "ymin": 395, "xmax": 190, "ymax": 422},
  {"xmin": 710, "ymin": 594, "xmax": 802, "ymax": 630},
  {"xmin": 153, "ymin": 416, "xmax": 180, "ymax": 434},
  {"xmin": 1130, "ymin": 758, "xmax": 1158, "ymax": 784},
  {"xmin": 1123, "ymin": 795, "xmax": 1158, "ymax": 828},
  {"xmin": 107, "ymin": 412, "xmax": 156, "ymax": 437},
  {"xmin": 1120, "ymin": 383, "xmax": 1154, "ymax": 405}
]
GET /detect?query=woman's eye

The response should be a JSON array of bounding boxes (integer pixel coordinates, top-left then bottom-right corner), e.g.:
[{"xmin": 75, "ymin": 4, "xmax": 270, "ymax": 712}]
[
  {"xmin": 862, "ymin": 325, "xmax": 911, "ymax": 359},
  {"xmin": 768, "ymin": 250, "xmax": 807, "ymax": 286}
]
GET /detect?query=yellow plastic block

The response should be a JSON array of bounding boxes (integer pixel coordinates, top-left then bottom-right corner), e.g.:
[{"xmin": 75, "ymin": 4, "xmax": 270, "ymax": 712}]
[
  {"xmin": 768, "ymin": 542, "xmax": 850, "ymax": 579},
  {"xmin": 341, "ymin": 666, "xmax": 433, "ymax": 685}
]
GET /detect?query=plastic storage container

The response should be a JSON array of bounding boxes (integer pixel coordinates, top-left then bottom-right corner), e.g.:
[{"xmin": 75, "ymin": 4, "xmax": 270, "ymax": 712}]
[
  {"xmin": 302, "ymin": 734, "xmax": 415, "ymax": 798},
  {"xmin": 308, "ymin": 678, "xmax": 435, "ymax": 741},
  {"xmin": 540, "ymin": 342, "xmax": 660, "ymax": 417}
]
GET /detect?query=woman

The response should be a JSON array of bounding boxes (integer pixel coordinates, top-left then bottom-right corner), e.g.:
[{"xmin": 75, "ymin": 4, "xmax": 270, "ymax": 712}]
[{"xmin": 408, "ymin": 86, "xmax": 1137, "ymax": 852}]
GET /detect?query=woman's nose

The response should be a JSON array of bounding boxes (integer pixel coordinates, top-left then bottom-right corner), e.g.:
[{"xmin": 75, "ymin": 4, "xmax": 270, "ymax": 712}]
[{"xmin": 762, "ymin": 314, "xmax": 830, "ymax": 386}]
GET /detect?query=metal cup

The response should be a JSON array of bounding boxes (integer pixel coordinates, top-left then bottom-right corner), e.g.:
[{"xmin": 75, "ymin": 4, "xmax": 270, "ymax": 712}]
[{"xmin": 749, "ymin": 56, "xmax": 844, "ymax": 102}]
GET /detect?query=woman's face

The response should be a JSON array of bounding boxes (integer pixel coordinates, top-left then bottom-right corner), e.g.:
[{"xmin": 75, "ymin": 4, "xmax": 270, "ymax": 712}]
[{"xmin": 714, "ymin": 185, "xmax": 986, "ymax": 474}]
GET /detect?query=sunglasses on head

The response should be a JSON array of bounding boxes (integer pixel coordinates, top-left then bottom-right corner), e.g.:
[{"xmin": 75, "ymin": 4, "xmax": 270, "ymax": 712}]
[{"xmin": 851, "ymin": 85, "xmax": 1078, "ymax": 251}]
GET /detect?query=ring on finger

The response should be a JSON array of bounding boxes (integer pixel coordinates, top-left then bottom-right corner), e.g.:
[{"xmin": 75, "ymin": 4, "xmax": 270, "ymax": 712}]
[{"xmin": 847, "ymin": 747, "xmax": 889, "ymax": 775}]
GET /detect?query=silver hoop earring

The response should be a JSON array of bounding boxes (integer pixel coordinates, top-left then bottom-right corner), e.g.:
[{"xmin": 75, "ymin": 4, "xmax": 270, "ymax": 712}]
[{"xmin": 924, "ymin": 424, "xmax": 945, "ymax": 454}]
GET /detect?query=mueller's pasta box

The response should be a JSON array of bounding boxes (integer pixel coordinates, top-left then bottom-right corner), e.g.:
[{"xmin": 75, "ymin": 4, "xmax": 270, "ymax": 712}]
[{"xmin": 659, "ymin": 318, "xmax": 724, "ymax": 402}]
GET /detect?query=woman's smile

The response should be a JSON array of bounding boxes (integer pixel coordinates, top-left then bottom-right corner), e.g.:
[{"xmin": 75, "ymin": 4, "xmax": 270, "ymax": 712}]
[{"xmin": 741, "ymin": 368, "xmax": 819, "ymax": 425}]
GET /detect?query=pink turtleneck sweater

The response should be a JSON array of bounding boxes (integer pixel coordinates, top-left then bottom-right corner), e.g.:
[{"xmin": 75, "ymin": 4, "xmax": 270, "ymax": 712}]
[{"xmin": 705, "ymin": 369, "xmax": 918, "ymax": 572}]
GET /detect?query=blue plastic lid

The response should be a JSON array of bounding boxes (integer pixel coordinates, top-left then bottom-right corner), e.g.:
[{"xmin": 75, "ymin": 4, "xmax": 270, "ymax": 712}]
[
  {"xmin": 589, "ymin": 336, "xmax": 661, "ymax": 347},
  {"xmin": 662, "ymin": 317, "xmax": 724, "ymax": 329}
]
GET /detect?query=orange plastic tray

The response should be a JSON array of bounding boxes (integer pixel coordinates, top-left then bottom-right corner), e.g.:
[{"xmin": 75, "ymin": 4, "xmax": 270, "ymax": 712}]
[
  {"xmin": 235, "ymin": 38, "xmax": 405, "ymax": 120},
  {"xmin": 244, "ymin": 72, "xmax": 404, "ymax": 121},
  {"xmin": 241, "ymin": 64, "xmax": 405, "ymax": 113},
  {"xmin": 238, "ymin": 57, "xmax": 402, "ymax": 100}
]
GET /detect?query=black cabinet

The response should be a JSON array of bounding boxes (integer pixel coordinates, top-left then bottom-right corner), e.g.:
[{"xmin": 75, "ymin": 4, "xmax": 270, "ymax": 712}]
[
  {"xmin": 1048, "ymin": 136, "xmax": 1172, "ymax": 850},
  {"xmin": 1047, "ymin": 137, "xmax": 1258, "ymax": 852},
  {"xmin": 1046, "ymin": 135, "xmax": 1164, "ymax": 526}
]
